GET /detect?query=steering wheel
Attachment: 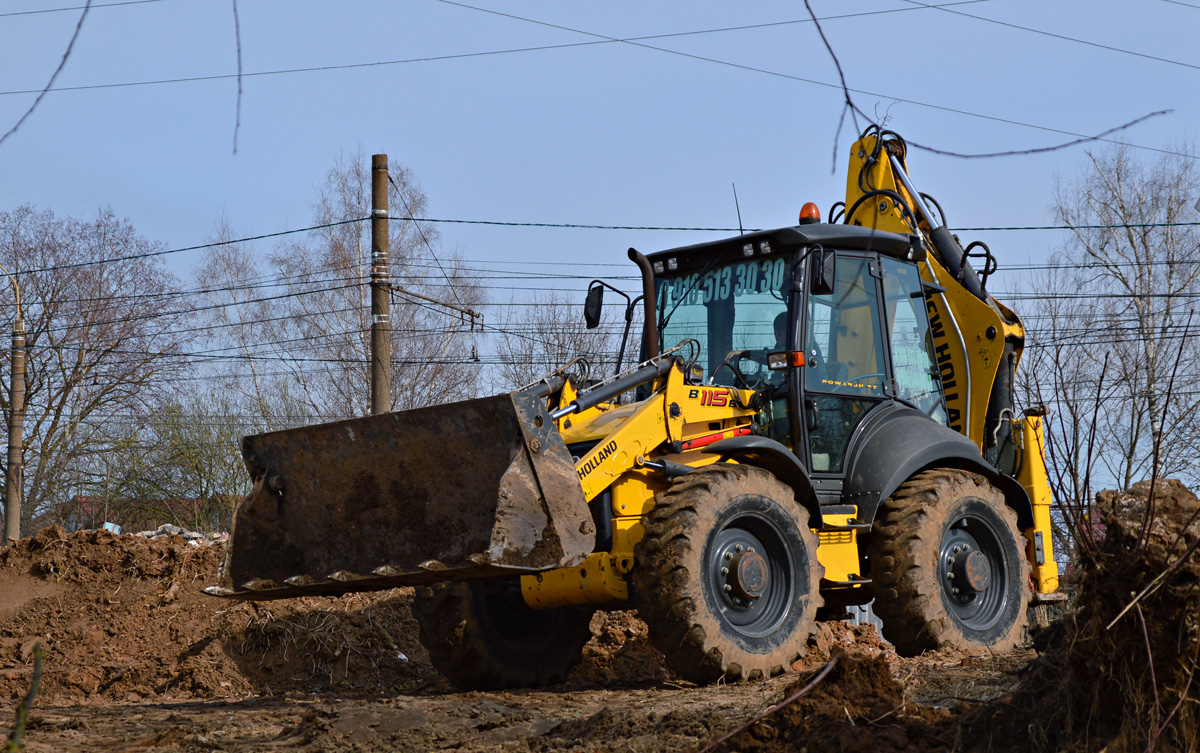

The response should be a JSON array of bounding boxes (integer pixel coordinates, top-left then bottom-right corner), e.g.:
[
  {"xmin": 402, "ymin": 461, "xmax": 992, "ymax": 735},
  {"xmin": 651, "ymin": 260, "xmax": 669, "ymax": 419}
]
[
  {"xmin": 715, "ymin": 349, "xmax": 775, "ymax": 391},
  {"xmin": 829, "ymin": 372, "xmax": 886, "ymax": 394}
]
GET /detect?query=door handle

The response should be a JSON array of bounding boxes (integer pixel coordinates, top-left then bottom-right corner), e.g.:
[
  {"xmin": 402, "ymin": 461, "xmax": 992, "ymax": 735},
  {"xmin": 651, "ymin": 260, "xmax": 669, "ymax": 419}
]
[{"xmin": 804, "ymin": 397, "xmax": 819, "ymax": 431}]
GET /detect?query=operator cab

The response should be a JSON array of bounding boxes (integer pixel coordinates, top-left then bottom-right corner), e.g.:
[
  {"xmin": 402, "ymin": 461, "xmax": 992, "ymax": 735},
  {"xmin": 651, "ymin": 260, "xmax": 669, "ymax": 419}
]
[{"xmin": 646, "ymin": 222, "xmax": 947, "ymax": 491}]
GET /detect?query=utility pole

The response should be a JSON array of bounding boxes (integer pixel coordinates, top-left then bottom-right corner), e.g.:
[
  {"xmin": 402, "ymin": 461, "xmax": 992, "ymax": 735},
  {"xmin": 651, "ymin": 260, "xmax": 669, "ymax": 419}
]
[
  {"xmin": 370, "ymin": 154, "xmax": 391, "ymax": 415},
  {"xmin": 1, "ymin": 266, "xmax": 22, "ymax": 545}
]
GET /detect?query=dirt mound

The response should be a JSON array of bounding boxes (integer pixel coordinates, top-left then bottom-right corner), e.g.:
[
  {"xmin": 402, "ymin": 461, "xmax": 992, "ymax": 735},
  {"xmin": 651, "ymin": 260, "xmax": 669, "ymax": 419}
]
[
  {"xmin": 570, "ymin": 612, "xmax": 893, "ymax": 686},
  {"xmin": 721, "ymin": 650, "xmax": 952, "ymax": 753},
  {"xmin": 983, "ymin": 479, "xmax": 1200, "ymax": 752},
  {"xmin": 0, "ymin": 525, "xmax": 441, "ymax": 703},
  {"xmin": 1, "ymin": 527, "xmax": 904, "ymax": 707},
  {"xmin": 800, "ymin": 619, "xmax": 894, "ymax": 668},
  {"xmin": 0, "ymin": 528, "xmax": 722, "ymax": 704},
  {"xmin": 570, "ymin": 610, "xmax": 676, "ymax": 685}
]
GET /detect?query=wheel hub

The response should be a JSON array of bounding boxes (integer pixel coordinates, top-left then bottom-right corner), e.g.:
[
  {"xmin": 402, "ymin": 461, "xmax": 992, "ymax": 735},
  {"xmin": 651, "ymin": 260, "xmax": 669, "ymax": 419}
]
[
  {"xmin": 952, "ymin": 550, "xmax": 991, "ymax": 593},
  {"xmin": 727, "ymin": 551, "xmax": 768, "ymax": 598}
]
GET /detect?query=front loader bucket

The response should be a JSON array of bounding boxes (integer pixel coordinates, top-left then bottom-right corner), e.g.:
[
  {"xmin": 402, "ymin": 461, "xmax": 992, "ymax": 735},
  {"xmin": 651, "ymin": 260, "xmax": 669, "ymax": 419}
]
[{"xmin": 205, "ymin": 391, "xmax": 594, "ymax": 601}]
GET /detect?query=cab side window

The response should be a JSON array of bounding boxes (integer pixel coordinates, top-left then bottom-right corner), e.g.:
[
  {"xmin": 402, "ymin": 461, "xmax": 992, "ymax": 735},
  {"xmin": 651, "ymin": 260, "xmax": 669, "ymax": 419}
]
[
  {"xmin": 881, "ymin": 258, "xmax": 948, "ymax": 424},
  {"xmin": 805, "ymin": 257, "xmax": 886, "ymax": 397}
]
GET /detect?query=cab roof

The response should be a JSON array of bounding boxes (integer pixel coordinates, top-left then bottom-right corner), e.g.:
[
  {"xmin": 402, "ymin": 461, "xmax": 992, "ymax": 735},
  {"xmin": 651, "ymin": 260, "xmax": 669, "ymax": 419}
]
[{"xmin": 645, "ymin": 223, "xmax": 922, "ymax": 275}]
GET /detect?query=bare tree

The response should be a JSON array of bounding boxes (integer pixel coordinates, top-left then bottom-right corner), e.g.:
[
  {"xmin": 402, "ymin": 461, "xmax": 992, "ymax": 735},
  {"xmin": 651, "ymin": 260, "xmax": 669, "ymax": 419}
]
[
  {"xmin": 197, "ymin": 152, "xmax": 484, "ymax": 421},
  {"xmin": 490, "ymin": 291, "xmax": 636, "ymax": 391},
  {"xmin": 1022, "ymin": 142, "xmax": 1200, "ymax": 497},
  {"xmin": 0, "ymin": 206, "xmax": 191, "ymax": 534},
  {"xmin": 190, "ymin": 217, "xmax": 317, "ymax": 429}
]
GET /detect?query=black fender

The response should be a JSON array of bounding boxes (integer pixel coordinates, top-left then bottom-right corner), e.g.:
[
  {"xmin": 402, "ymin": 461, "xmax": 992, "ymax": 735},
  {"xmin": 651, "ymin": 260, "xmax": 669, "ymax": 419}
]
[
  {"xmin": 842, "ymin": 402, "xmax": 1034, "ymax": 530},
  {"xmin": 702, "ymin": 436, "xmax": 823, "ymax": 528}
]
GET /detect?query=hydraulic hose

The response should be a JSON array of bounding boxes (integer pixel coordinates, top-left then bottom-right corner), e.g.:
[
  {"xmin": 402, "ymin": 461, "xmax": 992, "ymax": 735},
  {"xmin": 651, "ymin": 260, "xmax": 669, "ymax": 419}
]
[
  {"xmin": 551, "ymin": 358, "xmax": 674, "ymax": 419},
  {"xmin": 887, "ymin": 154, "xmax": 986, "ymax": 302}
]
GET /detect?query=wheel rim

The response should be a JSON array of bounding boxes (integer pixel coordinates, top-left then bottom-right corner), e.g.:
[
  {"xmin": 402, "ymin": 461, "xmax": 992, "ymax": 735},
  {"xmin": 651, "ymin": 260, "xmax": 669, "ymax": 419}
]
[
  {"xmin": 937, "ymin": 513, "xmax": 1010, "ymax": 632},
  {"xmin": 705, "ymin": 510, "xmax": 796, "ymax": 640}
]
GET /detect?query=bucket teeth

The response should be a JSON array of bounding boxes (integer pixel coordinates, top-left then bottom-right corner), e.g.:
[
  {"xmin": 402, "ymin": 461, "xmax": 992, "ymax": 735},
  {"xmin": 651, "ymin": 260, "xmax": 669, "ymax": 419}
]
[
  {"xmin": 372, "ymin": 565, "xmax": 401, "ymax": 577},
  {"xmin": 328, "ymin": 570, "xmax": 363, "ymax": 583},
  {"xmin": 284, "ymin": 575, "xmax": 316, "ymax": 587},
  {"xmin": 240, "ymin": 579, "xmax": 278, "ymax": 591},
  {"xmin": 466, "ymin": 553, "xmax": 489, "ymax": 566},
  {"xmin": 418, "ymin": 560, "xmax": 447, "ymax": 572},
  {"xmin": 203, "ymin": 585, "xmax": 237, "ymax": 597}
]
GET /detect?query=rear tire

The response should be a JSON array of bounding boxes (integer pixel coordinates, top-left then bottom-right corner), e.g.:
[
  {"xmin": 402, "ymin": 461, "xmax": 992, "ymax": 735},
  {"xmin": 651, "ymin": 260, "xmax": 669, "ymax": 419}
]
[
  {"xmin": 867, "ymin": 469, "xmax": 1030, "ymax": 656},
  {"xmin": 632, "ymin": 464, "xmax": 822, "ymax": 683},
  {"xmin": 412, "ymin": 579, "xmax": 593, "ymax": 690}
]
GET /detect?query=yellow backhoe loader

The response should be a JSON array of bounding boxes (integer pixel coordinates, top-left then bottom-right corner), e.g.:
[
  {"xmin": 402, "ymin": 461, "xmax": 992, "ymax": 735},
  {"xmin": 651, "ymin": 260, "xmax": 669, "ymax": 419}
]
[{"xmin": 206, "ymin": 127, "xmax": 1061, "ymax": 689}]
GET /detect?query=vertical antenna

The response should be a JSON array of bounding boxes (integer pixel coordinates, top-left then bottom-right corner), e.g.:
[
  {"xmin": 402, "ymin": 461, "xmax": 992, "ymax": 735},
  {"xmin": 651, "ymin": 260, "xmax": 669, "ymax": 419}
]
[{"xmin": 729, "ymin": 183, "xmax": 739, "ymax": 235}]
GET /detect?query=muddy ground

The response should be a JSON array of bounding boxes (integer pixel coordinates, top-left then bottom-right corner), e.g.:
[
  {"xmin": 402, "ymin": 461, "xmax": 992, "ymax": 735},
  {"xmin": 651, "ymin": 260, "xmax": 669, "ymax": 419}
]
[{"xmin": 0, "ymin": 527, "xmax": 1032, "ymax": 752}]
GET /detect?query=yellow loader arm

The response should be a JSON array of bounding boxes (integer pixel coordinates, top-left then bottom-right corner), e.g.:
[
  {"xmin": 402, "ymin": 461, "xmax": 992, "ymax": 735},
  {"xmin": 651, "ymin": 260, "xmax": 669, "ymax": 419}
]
[{"xmin": 523, "ymin": 357, "xmax": 761, "ymax": 608}]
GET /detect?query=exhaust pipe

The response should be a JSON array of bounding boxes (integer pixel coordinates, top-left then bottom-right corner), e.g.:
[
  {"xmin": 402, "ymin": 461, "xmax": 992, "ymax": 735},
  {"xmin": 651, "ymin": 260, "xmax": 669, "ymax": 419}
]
[{"xmin": 628, "ymin": 247, "xmax": 659, "ymax": 358}]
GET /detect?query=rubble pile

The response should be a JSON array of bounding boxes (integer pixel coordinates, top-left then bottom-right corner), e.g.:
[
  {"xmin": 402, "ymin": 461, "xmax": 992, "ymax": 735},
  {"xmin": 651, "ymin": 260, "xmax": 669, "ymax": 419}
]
[{"xmin": 133, "ymin": 523, "xmax": 228, "ymax": 546}]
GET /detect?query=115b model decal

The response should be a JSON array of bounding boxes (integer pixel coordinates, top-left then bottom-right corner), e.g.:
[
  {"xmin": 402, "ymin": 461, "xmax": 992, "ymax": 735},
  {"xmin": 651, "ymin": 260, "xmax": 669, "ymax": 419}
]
[{"xmin": 687, "ymin": 388, "xmax": 729, "ymax": 407}]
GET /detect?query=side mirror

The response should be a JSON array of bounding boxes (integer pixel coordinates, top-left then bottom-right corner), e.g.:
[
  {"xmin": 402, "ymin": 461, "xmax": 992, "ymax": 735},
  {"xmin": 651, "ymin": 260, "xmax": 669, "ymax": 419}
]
[
  {"xmin": 584, "ymin": 284, "xmax": 604, "ymax": 329},
  {"xmin": 810, "ymin": 247, "xmax": 836, "ymax": 295}
]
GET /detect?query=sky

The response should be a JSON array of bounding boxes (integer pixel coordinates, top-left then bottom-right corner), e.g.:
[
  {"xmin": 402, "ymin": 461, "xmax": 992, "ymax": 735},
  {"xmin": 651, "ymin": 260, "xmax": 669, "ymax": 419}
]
[{"xmin": 0, "ymin": 0, "xmax": 1197, "ymax": 312}]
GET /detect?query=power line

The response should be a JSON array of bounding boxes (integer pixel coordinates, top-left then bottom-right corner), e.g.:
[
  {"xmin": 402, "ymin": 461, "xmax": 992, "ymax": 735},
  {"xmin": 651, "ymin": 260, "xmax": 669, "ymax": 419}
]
[
  {"xmin": 32, "ymin": 273, "xmax": 362, "ymax": 308},
  {"xmin": 40, "ymin": 281, "xmax": 363, "ymax": 336},
  {"xmin": 389, "ymin": 216, "xmax": 747, "ymax": 232},
  {"xmin": 386, "ymin": 174, "xmax": 463, "ymax": 306},
  {"xmin": 433, "ymin": 0, "xmax": 1193, "ymax": 161},
  {"xmin": 0, "ymin": 0, "xmax": 169, "ymax": 17},
  {"xmin": 2, "ymin": 2, "xmax": 1185, "ymax": 160},
  {"xmin": 3, "ymin": 214, "xmax": 1195, "ymax": 282},
  {"xmin": 390, "ymin": 215, "xmax": 1200, "ymax": 233},
  {"xmin": 0, "ymin": 2, "xmax": 990, "ymax": 95},
  {"xmin": 12, "ymin": 218, "xmax": 366, "ymax": 276},
  {"xmin": 902, "ymin": 0, "xmax": 1200, "ymax": 73},
  {"xmin": 957, "ymin": 221, "xmax": 1200, "ymax": 232}
]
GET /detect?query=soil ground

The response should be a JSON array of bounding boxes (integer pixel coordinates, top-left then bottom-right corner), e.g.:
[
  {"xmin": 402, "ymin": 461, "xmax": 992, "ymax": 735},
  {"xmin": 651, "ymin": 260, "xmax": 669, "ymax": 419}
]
[{"xmin": 0, "ymin": 527, "xmax": 1032, "ymax": 752}]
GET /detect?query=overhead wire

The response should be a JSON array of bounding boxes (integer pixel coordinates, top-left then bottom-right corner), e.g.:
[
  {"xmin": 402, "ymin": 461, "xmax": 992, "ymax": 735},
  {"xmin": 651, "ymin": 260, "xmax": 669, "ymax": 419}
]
[
  {"xmin": 0, "ymin": 215, "xmax": 1195, "ymax": 283},
  {"xmin": 385, "ymin": 174, "xmax": 464, "ymax": 306},
  {"xmin": 39, "ymin": 281, "xmax": 363, "ymax": 336},
  {"xmin": 9, "ymin": 218, "xmax": 367, "ymax": 276},
  {"xmin": 0, "ymin": 2, "xmax": 995, "ymax": 93},
  {"xmin": 431, "ymin": 0, "xmax": 1195, "ymax": 161},
  {"xmin": 0, "ymin": 0, "xmax": 169, "ymax": 16},
  {"xmin": 901, "ymin": 0, "xmax": 1200, "ymax": 73},
  {"xmin": 2, "ymin": 1, "xmax": 1189, "ymax": 160}
]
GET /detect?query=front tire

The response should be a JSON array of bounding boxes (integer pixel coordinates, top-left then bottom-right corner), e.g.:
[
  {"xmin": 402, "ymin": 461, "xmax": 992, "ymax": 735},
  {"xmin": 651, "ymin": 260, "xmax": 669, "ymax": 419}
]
[
  {"xmin": 867, "ymin": 469, "xmax": 1030, "ymax": 656},
  {"xmin": 633, "ymin": 465, "xmax": 823, "ymax": 683},
  {"xmin": 412, "ymin": 579, "xmax": 593, "ymax": 690}
]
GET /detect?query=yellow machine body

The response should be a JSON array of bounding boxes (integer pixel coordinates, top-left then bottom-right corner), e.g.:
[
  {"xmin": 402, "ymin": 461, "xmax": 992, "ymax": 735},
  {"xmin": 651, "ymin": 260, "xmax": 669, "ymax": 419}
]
[
  {"xmin": 525, "ymin": 134, "xmax": 1060, "ymax": 608},
  {"xmin": 213, "ymin": 131, "xmax": 1060, "ymax": 615}
]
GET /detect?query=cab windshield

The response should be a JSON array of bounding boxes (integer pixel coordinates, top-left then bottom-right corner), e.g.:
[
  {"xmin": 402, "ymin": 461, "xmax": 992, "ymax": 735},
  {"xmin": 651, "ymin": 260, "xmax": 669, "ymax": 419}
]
[{"xmin": 655, "ymin": 254, "xmax": 792, "ymax": 385}]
